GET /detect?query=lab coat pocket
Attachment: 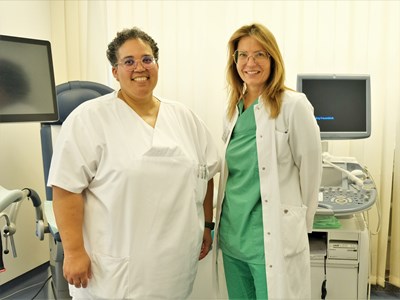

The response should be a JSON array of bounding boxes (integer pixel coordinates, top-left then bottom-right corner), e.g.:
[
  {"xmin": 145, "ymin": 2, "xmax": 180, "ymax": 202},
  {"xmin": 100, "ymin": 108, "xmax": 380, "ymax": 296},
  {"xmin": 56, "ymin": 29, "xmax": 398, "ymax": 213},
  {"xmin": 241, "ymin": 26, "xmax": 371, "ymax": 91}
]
[
  {"xmin": 275, "ymin": 130, "xmax": 291, "ymax": 163},
  {"xmin": 281, "ymin": 204, "xmax": 308, "ymax": 257},
  {"xmin": 88, "ymin": 253, "xmax": 129, "ymax": 299},
  {"xmin": 194, "ymin": 164, "xmax": 208, "ymax": 205}
]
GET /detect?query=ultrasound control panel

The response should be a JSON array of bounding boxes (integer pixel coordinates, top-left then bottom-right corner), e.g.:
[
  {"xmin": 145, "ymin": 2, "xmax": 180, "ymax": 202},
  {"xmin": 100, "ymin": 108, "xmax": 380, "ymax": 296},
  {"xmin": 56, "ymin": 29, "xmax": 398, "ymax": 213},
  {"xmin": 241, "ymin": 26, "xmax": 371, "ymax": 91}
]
[{"xmin": 317, "ymin": 160, "xmax": 377, "ymax": 216}]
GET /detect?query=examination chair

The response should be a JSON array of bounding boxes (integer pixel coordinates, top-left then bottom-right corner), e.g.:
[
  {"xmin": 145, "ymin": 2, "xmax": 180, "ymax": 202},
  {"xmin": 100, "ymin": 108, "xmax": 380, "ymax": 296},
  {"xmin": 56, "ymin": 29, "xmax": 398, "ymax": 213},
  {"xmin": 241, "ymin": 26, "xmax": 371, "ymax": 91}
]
[{"xmin": 40, "ymin": 80, "xmax": 114, "ymax": 299}]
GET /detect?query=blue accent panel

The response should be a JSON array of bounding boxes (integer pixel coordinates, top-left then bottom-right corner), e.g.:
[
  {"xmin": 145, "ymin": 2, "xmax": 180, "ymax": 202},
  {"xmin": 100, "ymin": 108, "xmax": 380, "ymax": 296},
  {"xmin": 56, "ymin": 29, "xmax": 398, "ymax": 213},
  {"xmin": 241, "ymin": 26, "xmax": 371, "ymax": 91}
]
[{"xmin": 40, "ymin": 125, "xmax": 53, "ymax": 200}]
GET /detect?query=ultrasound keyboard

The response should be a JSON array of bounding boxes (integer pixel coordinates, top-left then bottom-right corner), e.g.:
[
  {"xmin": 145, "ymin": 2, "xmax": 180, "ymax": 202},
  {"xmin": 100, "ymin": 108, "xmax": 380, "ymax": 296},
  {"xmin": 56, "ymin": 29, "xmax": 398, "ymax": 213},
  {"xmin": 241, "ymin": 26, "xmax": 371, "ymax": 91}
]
[{"xmin": 317, "ymin": 160, "xmax": 377, "ymax": 216}]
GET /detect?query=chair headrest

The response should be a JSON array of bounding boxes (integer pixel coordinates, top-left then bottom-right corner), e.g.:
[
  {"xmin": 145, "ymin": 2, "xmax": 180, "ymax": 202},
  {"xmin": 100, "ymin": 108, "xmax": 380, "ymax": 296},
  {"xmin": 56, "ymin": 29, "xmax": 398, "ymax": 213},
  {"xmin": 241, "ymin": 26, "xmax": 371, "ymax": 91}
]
[
  {"xmin": 57, "ymin": 89, "xmax": 103, "ymax": 123},
  {"xmin": 42, "ymin": 80, "xmax": 114, "ymax": 125}
]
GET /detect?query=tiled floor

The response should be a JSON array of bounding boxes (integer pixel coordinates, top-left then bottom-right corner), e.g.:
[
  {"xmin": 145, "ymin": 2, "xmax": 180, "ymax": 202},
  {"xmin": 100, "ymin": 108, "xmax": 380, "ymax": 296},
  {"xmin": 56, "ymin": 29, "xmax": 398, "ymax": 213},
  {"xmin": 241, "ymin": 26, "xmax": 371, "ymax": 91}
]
[{"xmin": 0, "ymin": 262, "xmax": 399, "ymax": 299}]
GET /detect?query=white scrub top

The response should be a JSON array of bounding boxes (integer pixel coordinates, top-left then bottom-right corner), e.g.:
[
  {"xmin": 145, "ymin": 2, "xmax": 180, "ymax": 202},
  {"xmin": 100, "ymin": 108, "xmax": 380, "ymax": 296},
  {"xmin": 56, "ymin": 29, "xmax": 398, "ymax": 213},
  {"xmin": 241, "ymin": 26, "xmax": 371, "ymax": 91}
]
[{"xmin": 48, "ymin": 92, "xmax": 220, "ymax": 300}]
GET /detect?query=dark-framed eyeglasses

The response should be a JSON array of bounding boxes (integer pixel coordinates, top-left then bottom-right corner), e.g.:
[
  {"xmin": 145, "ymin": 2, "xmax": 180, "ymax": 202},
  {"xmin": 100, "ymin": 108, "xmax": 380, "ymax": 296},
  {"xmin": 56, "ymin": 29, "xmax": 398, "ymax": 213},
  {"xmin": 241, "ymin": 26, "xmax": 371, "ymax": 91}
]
[
  {"xmin": 114, "ymin": 55, "xmax": 156, "ymax": 71},
  {"xmin": 233, "ymin": 50, "xmax": 270, "ymax": 65}
]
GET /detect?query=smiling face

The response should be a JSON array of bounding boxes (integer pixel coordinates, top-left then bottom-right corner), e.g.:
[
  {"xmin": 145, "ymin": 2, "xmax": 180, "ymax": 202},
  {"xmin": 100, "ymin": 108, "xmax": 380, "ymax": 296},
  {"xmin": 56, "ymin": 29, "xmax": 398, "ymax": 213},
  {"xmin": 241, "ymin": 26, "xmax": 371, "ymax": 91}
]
[
  {"xmin": 236, "ymin": 36, "xmax": 271, "ymax": 95},
  {"xmin": 112, "ymin": 38, "xmax": 158, "ymax": 101}
]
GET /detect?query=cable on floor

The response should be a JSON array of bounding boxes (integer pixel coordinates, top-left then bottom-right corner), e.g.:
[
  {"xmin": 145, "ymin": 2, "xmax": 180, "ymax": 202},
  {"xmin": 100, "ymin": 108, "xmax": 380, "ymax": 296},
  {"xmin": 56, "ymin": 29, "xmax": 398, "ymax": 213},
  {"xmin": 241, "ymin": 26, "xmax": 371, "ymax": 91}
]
[
  {"xmin": 0, "ymin": 275, "xmax": 52, "ymax": 300},
  {"xmin": 31, "ymin": 275, "xmax": 52, "ymax": 299}
]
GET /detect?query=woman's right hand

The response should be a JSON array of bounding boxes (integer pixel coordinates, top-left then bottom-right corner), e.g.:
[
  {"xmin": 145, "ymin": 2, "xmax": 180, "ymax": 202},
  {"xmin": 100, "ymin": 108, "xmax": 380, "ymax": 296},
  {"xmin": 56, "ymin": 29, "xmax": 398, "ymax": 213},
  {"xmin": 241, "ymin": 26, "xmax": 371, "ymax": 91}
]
[
  {"xmin": 53, "ymin": 186, "xmax": 90, "ymax": 288},
  {"xmin": 63, "ymin": 249, "xmax": 92, "ymax": 288}
]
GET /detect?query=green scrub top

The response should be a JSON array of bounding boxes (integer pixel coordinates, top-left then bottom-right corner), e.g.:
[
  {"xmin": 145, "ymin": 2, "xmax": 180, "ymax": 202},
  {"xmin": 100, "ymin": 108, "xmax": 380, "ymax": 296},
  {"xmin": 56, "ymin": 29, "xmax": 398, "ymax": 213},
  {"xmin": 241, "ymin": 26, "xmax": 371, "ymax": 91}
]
[{"xmin": 219, "ymin": 99, "xmax": 265, "ymax": 264}]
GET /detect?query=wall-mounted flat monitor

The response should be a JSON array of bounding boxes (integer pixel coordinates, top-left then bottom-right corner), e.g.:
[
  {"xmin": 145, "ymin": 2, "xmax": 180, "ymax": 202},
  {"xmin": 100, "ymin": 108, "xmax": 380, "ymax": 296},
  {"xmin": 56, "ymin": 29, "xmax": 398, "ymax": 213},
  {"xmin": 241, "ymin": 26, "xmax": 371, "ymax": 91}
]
[
  {"xmin": 0, "ymin": 34, "xmax": 58, "ymax": 122},
  {"xmin": 297, "ymin": 74, "xmax": 371, "ymax": 140}
]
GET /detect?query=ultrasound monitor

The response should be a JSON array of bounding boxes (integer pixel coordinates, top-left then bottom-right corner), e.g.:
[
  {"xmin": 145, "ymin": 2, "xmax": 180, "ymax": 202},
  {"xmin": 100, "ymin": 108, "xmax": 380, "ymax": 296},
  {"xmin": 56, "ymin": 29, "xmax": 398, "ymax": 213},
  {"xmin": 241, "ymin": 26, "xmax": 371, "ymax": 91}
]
[
  {"xmin": 0, "ymin": 34, "xmax": 58, "ymax": 122},
  {"xmin": 296, "ymin": 74, "xmax": 371, "ymax": 140}
]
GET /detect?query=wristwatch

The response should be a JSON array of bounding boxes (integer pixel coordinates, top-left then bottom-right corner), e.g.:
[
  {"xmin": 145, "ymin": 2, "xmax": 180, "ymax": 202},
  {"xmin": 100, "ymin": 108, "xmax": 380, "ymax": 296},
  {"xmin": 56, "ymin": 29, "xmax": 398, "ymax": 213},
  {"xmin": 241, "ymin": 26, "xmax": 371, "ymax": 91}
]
[{"xmin": 205, "ymin": 221, "xmax": 215, "ymax": 230}]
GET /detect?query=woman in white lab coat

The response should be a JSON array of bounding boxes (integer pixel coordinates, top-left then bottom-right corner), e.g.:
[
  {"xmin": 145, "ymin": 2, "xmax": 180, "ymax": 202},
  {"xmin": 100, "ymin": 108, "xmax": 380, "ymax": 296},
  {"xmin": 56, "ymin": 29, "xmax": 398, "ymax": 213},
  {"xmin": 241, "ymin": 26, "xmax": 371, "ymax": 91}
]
[
  {"xmin": 213, "ymin": 23, "xmax": 322, "ymax": 299},
  {"xmin": 48, "ymin": 27, "xmax": 220, "ymax": 299}
]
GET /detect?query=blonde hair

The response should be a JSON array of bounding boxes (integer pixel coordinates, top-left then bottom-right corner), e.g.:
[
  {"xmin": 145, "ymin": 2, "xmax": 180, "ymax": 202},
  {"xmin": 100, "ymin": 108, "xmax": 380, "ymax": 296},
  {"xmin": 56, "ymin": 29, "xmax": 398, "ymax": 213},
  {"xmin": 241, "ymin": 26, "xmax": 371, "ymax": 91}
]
[{"xmin": 226, "ymin": 23, "xmax": 288, "ymax": 120}]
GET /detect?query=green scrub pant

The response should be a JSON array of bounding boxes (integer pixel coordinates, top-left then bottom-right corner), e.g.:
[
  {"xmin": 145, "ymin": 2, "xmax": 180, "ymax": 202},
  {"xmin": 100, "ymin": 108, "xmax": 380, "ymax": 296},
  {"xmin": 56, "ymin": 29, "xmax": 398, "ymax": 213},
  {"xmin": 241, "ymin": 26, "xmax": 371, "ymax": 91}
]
[{"xmin": 222, "ymin": 253, "xmax": 268, "ymax": 300}]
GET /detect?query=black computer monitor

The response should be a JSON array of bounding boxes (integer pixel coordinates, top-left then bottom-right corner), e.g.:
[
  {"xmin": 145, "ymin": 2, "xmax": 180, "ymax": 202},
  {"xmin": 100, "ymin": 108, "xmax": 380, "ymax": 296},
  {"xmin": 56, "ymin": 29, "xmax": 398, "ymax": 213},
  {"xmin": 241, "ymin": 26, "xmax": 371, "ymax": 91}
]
[
  {"xmin": 0, "ymin": 34, "xmax": 58, "ymax": 122},
  {"xmin": 297, "ymin": 74, "xmax": 371, "ymax": 140}
]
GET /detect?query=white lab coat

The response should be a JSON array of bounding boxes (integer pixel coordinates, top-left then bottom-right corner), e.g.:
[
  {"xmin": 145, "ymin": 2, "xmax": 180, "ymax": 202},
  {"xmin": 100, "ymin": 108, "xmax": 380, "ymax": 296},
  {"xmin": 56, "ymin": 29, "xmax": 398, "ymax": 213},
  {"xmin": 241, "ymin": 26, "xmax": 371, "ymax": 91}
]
[
  {"xmin": 214, "ymin": 90, "xmax": 322, "ymax": 299},
  {"xmin": 48, "ymin": 92, "xmax": 220, "ymax": 299}
]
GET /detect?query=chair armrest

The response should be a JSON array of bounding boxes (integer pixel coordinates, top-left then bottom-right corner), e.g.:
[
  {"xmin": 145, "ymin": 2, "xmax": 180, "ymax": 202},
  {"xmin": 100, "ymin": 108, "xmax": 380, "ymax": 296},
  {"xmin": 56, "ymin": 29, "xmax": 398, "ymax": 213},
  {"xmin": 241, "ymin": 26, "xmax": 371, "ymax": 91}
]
[{"xmin": 44, "ymin": 201, "xmax": 61, "ymax": 242}]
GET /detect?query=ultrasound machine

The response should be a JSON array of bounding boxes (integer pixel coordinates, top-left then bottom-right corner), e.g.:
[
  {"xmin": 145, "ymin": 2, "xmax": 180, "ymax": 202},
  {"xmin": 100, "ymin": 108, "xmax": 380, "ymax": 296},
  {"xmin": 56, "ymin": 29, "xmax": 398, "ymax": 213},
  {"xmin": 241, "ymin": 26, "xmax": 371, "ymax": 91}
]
[
  {"xmin": 297, "ymin": 74, "xmax": 375, "ymax": 216},
  {"xmin": 297, "ymin": 74, "xmax": 375, "ymax": 299}
]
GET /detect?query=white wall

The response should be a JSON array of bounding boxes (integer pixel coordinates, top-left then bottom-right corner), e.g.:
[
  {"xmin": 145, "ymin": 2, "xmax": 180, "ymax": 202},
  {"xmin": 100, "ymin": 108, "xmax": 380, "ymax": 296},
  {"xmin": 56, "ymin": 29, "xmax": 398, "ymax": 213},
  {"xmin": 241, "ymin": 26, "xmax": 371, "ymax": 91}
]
[{"xmin": 0, "ymin": 0, "xmax": 52, "ymax": 284}]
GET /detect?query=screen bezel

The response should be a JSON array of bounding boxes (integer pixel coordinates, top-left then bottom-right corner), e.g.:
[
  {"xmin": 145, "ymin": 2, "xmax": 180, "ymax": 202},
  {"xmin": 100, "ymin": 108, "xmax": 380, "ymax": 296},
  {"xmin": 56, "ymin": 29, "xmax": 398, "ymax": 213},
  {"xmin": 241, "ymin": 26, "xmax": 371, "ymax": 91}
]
[
  {"xmin": 296, "ymin": 74, "xmax": 371, "ymax": 140},
  {"xmin": 0, "ymin": 34, "xmax": 58, "ymax": 123}
]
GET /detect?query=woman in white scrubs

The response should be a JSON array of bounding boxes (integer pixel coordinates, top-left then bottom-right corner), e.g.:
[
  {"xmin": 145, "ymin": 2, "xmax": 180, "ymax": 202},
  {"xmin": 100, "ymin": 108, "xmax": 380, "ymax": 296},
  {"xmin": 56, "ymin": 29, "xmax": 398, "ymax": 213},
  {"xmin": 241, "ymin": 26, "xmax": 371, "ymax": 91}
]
[
  {"xmin": 48, "ymin": 27, "xmax": 220, "ymax": 300},
  {"xmin": 214, "ymin": 23, "xmax": 322, "ymax": 299}
]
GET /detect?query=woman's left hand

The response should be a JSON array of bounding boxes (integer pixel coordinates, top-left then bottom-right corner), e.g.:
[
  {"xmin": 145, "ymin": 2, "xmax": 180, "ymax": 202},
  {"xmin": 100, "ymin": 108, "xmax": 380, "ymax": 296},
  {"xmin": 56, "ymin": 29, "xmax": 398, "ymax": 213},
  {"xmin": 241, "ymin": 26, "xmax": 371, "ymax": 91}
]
[{"xmin": 199, "ymin": 229, "xmax": 213, "ymax": 260}]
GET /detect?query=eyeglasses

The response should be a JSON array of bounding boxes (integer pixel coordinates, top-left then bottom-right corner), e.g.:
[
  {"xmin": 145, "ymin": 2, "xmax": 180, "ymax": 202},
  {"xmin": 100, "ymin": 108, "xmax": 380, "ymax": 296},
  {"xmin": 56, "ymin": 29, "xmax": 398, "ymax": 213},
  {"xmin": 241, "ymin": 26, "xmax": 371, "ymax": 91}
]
[
  {"xmin": 233, "ymin": 50, "xmax": 270, "ymax": 64},
  {"xmin": 114, "ymin": 55, "xmax": 156, "ymax": 71}
]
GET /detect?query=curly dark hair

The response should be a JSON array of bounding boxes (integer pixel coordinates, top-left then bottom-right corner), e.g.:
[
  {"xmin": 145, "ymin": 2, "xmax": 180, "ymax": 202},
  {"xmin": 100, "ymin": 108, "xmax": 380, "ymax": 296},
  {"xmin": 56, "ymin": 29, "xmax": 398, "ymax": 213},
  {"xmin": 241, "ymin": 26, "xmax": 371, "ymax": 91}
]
[{"xmin": 106, "ymin": 27, "xmax": 159, "ymax": 67}]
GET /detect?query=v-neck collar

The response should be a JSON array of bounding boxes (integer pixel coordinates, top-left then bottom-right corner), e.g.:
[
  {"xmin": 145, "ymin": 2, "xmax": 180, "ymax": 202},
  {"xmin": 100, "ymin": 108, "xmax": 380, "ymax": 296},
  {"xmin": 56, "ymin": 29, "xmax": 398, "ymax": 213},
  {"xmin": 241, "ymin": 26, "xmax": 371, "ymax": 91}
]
[
  {"xmin": 118, "ymin": 93, "xmax": 162, "ymax": 129},
  {"xmin": 238, "ymin": 98, "xmax": 258, "ymax": 116}
]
